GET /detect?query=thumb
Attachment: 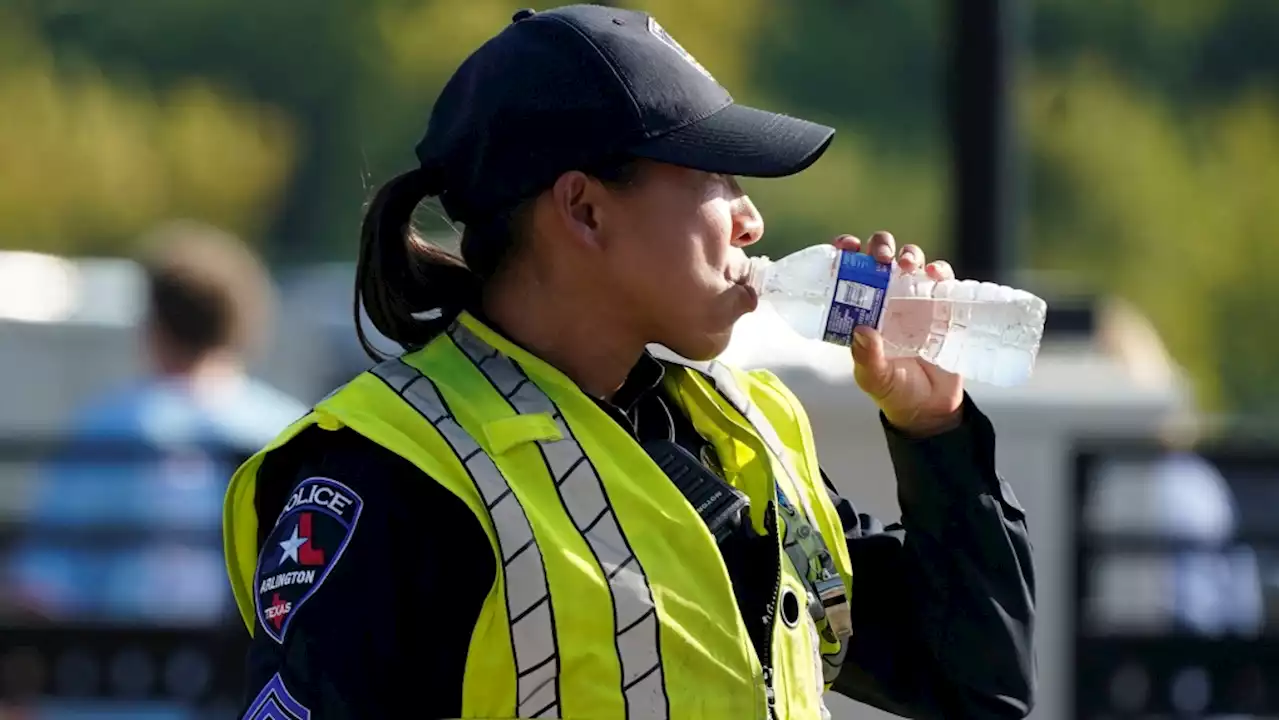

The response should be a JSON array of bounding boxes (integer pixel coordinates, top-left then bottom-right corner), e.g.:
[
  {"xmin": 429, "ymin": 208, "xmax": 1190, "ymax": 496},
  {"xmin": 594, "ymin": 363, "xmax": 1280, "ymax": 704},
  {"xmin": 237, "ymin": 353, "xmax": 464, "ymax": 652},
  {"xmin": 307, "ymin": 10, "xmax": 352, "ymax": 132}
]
[{"xmin": 851, "ymin": 326, "xmax": 892, "ymax": 396}]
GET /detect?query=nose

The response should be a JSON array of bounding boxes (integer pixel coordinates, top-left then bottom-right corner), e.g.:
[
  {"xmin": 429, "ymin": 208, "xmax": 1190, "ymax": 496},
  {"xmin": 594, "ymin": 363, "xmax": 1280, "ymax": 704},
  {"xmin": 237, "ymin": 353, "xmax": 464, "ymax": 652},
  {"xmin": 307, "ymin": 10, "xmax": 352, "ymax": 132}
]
[{"xmin": 730, "ymin": 195, "xmax": 764, "ymax": 248}]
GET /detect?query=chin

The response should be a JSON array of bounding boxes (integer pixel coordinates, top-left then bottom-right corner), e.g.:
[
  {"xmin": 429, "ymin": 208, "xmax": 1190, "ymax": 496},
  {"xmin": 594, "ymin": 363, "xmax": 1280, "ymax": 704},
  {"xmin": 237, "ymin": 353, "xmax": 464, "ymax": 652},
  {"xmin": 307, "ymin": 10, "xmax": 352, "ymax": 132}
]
[{"xmin": 664, "ymin": 328, "xmax": 734, "ymax": 362}]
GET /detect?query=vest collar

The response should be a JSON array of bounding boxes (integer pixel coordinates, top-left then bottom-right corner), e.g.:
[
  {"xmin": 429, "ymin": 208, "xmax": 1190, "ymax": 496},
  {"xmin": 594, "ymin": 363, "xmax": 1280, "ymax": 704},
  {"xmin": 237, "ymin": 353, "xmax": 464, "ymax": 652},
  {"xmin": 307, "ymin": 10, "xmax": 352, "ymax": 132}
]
[
  {"xmin": 455, "ymin": 311, "xmax": 667, "ymax": 413},
  {"xmin": 647, "ymin": 344, "xmax": 753, "ymax": 416}
]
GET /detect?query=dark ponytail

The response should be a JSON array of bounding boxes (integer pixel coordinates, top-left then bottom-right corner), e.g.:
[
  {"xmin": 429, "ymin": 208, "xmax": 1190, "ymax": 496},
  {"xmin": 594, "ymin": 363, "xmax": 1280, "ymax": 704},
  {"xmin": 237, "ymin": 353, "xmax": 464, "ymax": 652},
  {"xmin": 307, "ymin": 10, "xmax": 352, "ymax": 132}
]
[
  {"xmin": 355, "ymin": 169, "xmax": 481, "ymax": 360},
  {"xmin": 355, "ymin": 156, "xmax": 643, "ymax": 361}
]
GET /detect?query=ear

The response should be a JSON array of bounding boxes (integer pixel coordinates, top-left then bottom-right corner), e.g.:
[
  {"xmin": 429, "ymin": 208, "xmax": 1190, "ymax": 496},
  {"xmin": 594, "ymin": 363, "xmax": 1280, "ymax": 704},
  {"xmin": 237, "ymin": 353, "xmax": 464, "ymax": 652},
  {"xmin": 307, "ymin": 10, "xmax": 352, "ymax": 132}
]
[{"xmin": 548, "ymin": 170, "xmax": 608, "ymax": 250}]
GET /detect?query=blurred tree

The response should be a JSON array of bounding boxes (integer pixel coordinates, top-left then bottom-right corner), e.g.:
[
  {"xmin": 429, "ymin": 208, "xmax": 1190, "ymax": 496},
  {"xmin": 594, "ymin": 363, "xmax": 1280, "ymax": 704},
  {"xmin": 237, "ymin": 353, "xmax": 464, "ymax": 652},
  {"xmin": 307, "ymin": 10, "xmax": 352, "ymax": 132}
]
[
  {"xmin": 710, "ymin": 0, "xmax": 952, "ymax": 258},
  {"xmin": 1024, "ymin": 62, "xmax": 1277, "ymax": 417},
  {"xmin": 1, "ymin": 0, "xmax": 1275, "ymax": 420},
  {"xmin": 1032, "ymin": 0, "xmax": 1276, "ymax": 104},
  {"xmin": 0, "ymin": 7, "xmax": 294, "ymax": 255},
  {"xmin": 28, "ymin": 0, "xmax": 378, "ymax": 259},
  {"xmin": 1200, "ymin": 99, "xmax": 1278, "ymax": 421},
  {"xmin": 748, "ymin": 0, "xmax": 946, "ymax": 145},
  {"xmin": 17, "ymin": 0, "xmax": 952, "ymax": 259}
]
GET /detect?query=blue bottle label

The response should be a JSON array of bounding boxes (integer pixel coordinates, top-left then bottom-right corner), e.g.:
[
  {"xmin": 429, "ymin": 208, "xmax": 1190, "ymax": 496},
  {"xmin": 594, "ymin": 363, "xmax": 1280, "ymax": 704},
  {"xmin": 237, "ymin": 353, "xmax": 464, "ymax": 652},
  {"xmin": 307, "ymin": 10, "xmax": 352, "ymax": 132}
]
[{"xmin": 822, "ymin": 250, "xmax": 892, "ymax": 346}]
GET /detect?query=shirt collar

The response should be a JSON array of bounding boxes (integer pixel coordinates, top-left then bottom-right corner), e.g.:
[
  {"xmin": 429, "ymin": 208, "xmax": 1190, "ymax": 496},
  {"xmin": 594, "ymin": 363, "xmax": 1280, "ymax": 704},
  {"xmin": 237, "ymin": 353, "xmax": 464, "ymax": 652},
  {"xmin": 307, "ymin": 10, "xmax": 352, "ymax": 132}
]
[{"xmin": 608, "ymin": 351, "xmax": 666, "ymax": 416}]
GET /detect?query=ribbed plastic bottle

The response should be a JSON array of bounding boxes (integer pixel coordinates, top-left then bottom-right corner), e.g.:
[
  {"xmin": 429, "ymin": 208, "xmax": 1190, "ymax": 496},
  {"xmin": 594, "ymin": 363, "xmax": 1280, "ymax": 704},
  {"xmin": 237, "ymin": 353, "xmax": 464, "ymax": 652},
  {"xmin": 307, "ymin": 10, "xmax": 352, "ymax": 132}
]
[{"xmin": 743, "ymin": 244, "xmax": 1048, "ymax": 387}]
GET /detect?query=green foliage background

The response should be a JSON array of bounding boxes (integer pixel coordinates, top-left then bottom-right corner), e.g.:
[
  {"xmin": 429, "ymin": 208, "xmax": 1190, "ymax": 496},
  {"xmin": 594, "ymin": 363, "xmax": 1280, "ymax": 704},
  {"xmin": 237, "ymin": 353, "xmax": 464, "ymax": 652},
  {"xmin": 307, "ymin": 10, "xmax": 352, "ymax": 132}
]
[{"xmin": 1, "ymin": 0, "xmax": 1275, "ymax": 420}]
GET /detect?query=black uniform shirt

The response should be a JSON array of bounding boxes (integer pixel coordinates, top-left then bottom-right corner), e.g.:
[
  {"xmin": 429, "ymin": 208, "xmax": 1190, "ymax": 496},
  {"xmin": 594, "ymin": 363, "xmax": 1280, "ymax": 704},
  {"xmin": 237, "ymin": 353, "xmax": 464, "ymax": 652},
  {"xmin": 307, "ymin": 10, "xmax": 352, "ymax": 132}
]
[{"xmin": 241, "ymin": 354, "xmax": 1036, "ymax": 719}]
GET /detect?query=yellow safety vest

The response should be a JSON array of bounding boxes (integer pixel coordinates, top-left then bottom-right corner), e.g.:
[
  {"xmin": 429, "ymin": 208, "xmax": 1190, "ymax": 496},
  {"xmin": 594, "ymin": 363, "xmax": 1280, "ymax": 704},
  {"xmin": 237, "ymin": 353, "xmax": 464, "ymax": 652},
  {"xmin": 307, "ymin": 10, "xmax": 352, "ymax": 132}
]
[{"xmin": 224, "ymin": 312, "xmax": 853, "ymax": 719}]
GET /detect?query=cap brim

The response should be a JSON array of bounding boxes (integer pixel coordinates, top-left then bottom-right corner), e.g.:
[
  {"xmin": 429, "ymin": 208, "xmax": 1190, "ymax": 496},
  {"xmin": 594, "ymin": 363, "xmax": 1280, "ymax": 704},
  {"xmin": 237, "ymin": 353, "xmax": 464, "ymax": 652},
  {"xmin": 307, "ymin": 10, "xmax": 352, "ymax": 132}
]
[{"xmin": 628, "ymin": 103, "xmax": 835, "ymax": 178}]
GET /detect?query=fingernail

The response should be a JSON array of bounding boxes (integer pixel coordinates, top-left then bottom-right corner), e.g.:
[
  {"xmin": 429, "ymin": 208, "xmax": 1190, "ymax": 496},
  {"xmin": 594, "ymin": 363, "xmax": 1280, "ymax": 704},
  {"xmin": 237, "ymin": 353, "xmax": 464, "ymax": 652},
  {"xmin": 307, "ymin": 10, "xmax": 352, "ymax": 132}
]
[{"xmin": 853, "ymin": 328, "xmax": 870, "ymax": 347}]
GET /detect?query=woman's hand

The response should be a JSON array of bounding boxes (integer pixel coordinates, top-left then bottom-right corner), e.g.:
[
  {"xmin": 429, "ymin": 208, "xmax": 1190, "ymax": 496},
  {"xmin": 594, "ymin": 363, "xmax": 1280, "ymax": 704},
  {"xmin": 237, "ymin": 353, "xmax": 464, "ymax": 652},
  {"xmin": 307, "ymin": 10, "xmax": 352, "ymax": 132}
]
[{"xmin": 833, "ymin": 232, "xmax": 964, "ymax": 437}]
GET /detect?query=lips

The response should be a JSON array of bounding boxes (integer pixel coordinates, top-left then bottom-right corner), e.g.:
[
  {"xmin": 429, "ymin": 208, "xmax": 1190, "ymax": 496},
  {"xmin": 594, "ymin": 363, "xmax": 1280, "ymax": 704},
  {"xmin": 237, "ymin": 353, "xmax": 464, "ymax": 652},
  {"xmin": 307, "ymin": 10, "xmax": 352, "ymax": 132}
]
[{"xmin": 738, "ymin": 279, "xmax": 759, "ymax": 311}]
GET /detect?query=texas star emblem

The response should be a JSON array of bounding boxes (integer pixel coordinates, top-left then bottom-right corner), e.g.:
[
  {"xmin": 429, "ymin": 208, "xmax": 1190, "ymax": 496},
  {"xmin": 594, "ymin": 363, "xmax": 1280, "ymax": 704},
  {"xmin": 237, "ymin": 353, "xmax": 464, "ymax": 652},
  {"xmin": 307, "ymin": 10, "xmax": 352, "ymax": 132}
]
[{"xmin": 254, "ymin": 477, "xmax": 363, "ymax": 643}]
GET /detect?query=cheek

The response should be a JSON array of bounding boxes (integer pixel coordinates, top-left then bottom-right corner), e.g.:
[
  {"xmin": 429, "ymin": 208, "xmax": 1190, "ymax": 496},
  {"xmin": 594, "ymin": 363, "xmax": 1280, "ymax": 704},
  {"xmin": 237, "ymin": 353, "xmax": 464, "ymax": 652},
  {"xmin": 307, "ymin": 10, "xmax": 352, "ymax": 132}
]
[
  {"xmin": 696, "ymin": 213, "xmax": 737, "ymax": 284},
  {"xmin": 667, "ymin": 209, "xmax": 735, "ymax": 296},
  {"xmin": 598, "ymin": 226, "xmax": 683, "ymax": 307},
  {"xmin": 697, "ymin": 203, "xmax": 735, "ymax": 266},
  {"xmin": 613, "ymin": 216, "xmax": 697, "ymax": 275},
  {"xmin": 604, "ymin": 199, "xmax": 732, "ymax": 305}
]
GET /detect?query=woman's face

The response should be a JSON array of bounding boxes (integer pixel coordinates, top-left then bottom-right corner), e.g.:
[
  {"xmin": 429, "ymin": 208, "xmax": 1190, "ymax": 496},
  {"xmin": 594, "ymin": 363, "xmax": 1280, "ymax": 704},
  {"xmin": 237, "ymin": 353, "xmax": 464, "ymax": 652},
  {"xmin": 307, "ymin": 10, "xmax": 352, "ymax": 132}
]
[{"xmin": 592, "ymin": 161, "xmax": 765, "ymax": 360}]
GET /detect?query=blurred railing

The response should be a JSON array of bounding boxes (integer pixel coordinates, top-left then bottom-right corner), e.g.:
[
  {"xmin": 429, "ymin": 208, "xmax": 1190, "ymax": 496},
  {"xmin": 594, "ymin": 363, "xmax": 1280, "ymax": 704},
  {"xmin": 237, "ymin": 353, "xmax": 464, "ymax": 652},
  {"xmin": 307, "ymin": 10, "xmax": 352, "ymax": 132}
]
[
  {"xmin": 0, "ymin": 437, "xmax": 249, "ymax": 719},
  {"xmin": 1070, "ymin": 440, "xmax": 1279, "ymax": 719}
]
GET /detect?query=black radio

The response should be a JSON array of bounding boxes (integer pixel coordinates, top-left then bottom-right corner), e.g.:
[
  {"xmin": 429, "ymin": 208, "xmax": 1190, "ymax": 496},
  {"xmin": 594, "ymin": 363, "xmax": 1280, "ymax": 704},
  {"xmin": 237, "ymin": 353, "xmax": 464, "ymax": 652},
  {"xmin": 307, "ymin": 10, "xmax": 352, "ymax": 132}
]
[{"xmin": 642, "ymin": 439, "xmax": 750, "ymax": 546}]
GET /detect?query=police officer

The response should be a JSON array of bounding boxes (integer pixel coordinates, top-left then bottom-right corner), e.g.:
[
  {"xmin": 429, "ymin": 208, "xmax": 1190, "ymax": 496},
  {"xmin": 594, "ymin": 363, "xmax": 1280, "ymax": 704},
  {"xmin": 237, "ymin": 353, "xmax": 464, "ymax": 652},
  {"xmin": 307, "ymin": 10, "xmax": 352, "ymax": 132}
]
[{"xmin": 225, "ymin": 5, "xmax": 1035, "ymax": 719}]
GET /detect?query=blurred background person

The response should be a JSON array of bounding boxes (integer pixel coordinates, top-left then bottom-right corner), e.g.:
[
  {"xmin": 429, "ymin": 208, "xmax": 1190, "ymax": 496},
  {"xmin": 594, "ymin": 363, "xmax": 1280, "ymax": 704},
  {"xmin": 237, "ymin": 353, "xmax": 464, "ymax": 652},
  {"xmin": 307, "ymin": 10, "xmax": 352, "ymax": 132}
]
[
  {"xmin": 1085, "ymin": 300, "xmax": 1265, "ymax": 637},
  {"xmin": 4, "ymin": 221, "xmax": 306, "ymax": 625},
  {"xmin": 1084, "ymin": 438, "xmax": 1267, "ymax": 638}
]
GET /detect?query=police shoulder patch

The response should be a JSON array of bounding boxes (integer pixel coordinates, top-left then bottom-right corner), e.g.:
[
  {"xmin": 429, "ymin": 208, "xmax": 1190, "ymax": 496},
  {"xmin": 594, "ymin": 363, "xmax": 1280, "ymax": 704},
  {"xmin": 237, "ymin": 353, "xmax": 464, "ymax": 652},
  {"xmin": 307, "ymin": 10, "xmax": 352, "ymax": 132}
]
[
  {"xmin": 254, "ymin": 476, "xmax": 363, "ymax": 643},
  {"xmin": 243, "ymin": 672, "xmax": 310, "ymax": 720}
]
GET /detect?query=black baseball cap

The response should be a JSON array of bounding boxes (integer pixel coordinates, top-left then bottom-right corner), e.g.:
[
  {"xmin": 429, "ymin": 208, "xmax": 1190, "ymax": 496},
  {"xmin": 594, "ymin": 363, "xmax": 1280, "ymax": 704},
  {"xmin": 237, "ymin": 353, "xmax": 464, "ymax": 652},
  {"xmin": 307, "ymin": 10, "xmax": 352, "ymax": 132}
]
[{"xmin": 416, "ymin": 4, "xmax": 835, "ymax": 224}]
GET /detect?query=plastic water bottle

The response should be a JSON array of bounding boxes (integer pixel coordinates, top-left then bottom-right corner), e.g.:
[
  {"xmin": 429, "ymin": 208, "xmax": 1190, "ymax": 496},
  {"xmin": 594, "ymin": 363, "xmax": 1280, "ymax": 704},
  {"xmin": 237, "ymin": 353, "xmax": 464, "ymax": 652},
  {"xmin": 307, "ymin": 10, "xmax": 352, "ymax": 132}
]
[{"xmin": 743, "ymin": 244, "xmax": 1048, "ymax": 386}]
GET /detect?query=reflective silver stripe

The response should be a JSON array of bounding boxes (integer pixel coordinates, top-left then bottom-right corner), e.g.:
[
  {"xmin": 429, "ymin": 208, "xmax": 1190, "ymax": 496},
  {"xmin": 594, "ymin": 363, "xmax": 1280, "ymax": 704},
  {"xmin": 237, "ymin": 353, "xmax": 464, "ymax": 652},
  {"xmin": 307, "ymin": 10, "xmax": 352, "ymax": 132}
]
[
  {"xmin": 370, "ymin": 358, "xmax": 561, "ymax": 719},
  {"xmin": 700, "ymin": 361, "xmax": 850, "ymax": 689},
  {"xmin": 698, "ymin": 361, "xmax": 825, "ymax": 532},
  {"xmin": 451, "ymin": 325, "xmax": 670, "ymax": 720},
  {"xmin": 653, "ymin": 352, "xmax": 849, "ymax": 690},
  {"xmin": 645, "ymin": 350, "xmax": 805, "ymax": 499}
]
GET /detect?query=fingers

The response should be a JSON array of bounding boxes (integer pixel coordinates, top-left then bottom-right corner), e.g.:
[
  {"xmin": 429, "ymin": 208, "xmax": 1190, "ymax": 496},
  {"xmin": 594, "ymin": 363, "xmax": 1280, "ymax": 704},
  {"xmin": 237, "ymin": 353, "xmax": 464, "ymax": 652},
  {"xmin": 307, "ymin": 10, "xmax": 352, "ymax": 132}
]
[
  {"xmin": 925, "ymin": 259, "xmax": 954, "ymax": 281},
  {"xmin": 898, "ymin": 243, "xmax": 925, "ymax": 273},
  {"xmin": 831, "ymin": 234, "xmax": 861, "ymax": 252},
  {"xmin": 864, "ymin": 231, "xmax": 896, "ymax": 264},
  {"xmin": 835, "ymin": 232, "xmax": 950, "ymax": 278},
  {"xmin": 850, "ymin": 326, "xmax": 892, "ymax": 399}
]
